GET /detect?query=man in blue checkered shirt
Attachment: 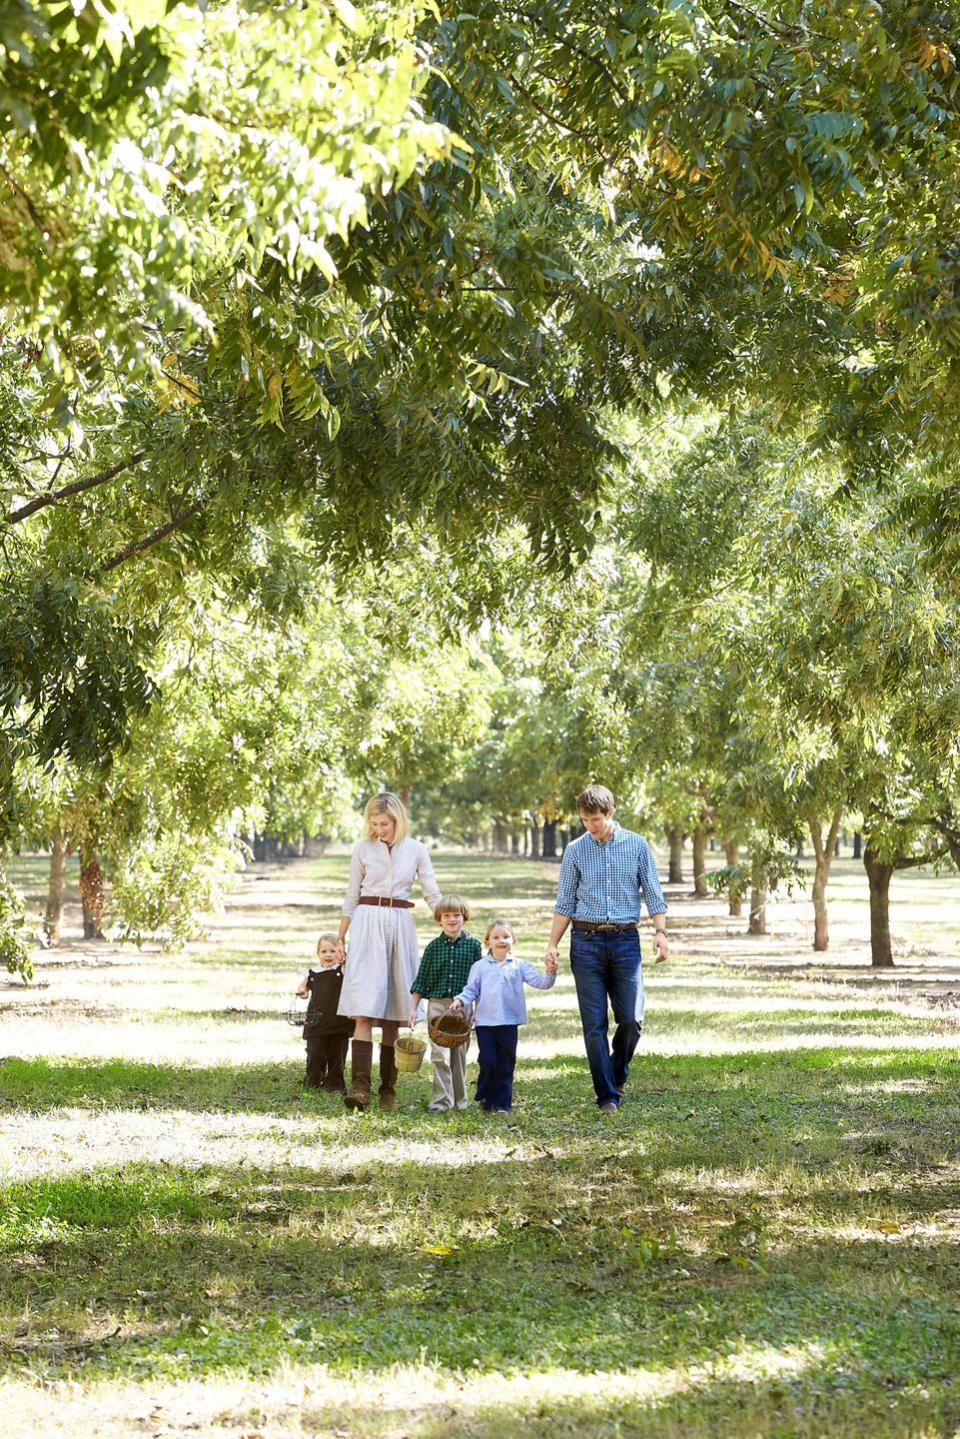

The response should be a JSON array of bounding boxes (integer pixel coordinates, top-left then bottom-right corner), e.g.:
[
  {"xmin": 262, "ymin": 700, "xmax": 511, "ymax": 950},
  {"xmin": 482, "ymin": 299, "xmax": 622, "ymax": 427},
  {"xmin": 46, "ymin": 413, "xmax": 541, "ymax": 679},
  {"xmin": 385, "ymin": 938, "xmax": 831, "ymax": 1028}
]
[{"xmin": 544, "ymin": 784, "xmax": 668, "ymax": 1114}]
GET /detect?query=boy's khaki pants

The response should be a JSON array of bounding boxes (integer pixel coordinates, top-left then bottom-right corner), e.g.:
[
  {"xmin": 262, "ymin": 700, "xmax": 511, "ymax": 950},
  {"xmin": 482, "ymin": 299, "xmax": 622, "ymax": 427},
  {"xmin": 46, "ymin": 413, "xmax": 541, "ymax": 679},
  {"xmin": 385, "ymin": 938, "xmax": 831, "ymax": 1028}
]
[{"xmin": 428, "ymin": 997, "xmax": 470, "ymax": 1111}]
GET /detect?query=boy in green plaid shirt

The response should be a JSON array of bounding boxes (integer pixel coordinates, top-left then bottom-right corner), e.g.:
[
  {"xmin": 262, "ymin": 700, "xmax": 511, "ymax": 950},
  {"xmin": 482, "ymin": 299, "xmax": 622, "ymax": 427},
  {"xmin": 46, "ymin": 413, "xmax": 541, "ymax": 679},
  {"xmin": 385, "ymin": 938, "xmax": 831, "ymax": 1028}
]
[{"xmin": 408, "ymin": 894, "xmax": 481, "ymax": 1112}]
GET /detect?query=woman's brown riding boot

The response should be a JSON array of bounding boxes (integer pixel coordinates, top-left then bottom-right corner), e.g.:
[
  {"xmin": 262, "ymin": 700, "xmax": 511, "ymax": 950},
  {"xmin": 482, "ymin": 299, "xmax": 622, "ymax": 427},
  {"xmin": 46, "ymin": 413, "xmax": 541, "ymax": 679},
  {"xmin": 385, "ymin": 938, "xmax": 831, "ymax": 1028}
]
[
  {"xmin": 378, "ymin": 1043, "xmax": 398, "ymax": 1111},
  {"xmin": 343, "ymin": 1039, "xmax": 373, "ymax": 1111}
]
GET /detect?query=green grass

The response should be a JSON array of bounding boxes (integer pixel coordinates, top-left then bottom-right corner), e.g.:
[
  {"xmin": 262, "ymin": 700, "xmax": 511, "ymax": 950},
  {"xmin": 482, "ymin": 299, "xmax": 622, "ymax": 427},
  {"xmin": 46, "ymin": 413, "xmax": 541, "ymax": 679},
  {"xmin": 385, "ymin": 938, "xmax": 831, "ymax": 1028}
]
[{"xmin": 2, "ymin": 851, "xmax": 960, "ymax": 1437}]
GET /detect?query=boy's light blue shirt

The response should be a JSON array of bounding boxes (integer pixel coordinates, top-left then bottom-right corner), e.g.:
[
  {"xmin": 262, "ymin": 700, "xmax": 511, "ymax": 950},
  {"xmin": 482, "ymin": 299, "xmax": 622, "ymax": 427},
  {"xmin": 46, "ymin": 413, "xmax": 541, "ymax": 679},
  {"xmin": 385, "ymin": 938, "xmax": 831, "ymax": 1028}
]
[{"xmin": 455, "ymin": 952, "xmax": 555, "ymax": 1026}]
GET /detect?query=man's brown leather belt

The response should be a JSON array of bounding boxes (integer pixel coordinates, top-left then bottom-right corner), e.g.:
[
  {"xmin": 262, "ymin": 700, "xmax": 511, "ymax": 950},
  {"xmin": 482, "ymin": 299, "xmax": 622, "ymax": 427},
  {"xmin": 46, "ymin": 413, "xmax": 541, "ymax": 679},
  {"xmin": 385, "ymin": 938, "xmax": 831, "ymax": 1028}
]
[
  {"xmin": 357, "ymin": 896, "xmax": 414, "ymax": 909},
  {"xmin": 571, "ymin": 920, "xmax": 638, "ymax": 933}
]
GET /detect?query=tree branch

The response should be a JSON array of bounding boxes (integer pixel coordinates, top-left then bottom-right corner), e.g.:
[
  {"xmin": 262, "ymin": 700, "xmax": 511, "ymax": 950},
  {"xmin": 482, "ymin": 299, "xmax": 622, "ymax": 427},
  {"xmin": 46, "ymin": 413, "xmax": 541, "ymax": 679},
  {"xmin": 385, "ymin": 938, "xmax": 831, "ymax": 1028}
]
[
  {"xmin": 509, "ymin": 73, "xmax": 614, "ymax": 154},
  {"xmin": 929, "ymin": 813, "xmax": 960, "ymax": 870},
  {"xmin": 893, "ymin": 846, "xmax": 947, "ymax": 870},
  {"xmin": 47, "ymin": 442, "xmax": 73, "ymax": 492},
  {"xmin": 512, "ymin": 9, "xmax": 630, "ymax": 102},
  {"xmin": 720, "ymin": 0, "xmax": 830, "ymax": 45},
  {"xmin": 0, "ymin": 161, "xmax": 65, "ymax": 238},
  {"xmin": 807, "ymin": 814, "xmax": 824, "ymax": 862},
  {"xmin": 97, "ymin": 503, "xmax": 205, "ymax": 575},
  {"xmin": 7, "ymin": 453, "xmax": 146, "ymax": 525}
]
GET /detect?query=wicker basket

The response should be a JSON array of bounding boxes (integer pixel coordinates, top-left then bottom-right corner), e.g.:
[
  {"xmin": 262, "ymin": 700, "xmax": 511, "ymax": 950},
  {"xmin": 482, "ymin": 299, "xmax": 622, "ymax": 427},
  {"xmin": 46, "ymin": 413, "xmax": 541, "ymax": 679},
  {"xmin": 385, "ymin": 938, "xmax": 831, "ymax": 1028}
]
[
  {"xmin": 395, "ymin": 1032, "xmax": 428, "ymax": 1073},
  {"xmin": 428, "ymin": 1010, "xmax": 472, "ymax": 1050}
]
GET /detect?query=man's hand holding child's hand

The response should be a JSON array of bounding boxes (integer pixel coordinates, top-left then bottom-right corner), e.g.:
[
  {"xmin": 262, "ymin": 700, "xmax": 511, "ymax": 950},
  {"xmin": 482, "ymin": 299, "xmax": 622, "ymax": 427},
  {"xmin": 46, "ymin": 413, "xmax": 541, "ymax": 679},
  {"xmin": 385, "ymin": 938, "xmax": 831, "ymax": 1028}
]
[{"xmin": 545, "ymin": 954, "xmax": 558, "ymax": 975}]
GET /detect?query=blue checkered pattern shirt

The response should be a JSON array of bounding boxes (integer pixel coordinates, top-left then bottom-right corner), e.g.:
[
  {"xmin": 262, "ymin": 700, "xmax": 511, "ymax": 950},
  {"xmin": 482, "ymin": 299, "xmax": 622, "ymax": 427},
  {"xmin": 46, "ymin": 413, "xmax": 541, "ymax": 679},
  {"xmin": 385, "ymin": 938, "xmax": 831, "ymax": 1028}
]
[{"xmin": 554, "ymin": 824, "xmax": 667, "ymax": 922}]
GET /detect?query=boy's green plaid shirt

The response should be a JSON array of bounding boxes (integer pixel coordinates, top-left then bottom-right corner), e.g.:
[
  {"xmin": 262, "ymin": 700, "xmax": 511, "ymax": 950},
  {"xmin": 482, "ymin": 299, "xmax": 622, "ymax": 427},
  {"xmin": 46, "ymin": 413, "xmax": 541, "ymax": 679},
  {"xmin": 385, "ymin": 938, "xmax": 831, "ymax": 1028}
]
[{"xmin": 411, "ymin": 931, "xmax": 482, "ymax": 998}]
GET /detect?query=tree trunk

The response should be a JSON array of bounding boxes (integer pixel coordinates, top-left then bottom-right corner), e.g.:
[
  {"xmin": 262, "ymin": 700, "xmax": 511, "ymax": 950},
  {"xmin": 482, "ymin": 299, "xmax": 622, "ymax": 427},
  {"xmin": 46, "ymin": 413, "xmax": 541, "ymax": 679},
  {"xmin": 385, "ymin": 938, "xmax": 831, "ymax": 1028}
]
[
  {"xmin": 864, "ymin": 848, "xmax": 895, "ymax": 968},
  {"xmin": 400, "ymin": 785, "xmax": 411, "ymax": 808},
  {"xmin": 510, "ymin": 831, "xmax": 521, "ymax": 855},
  {"xmin": 530, "ymin": 822, "xmax": 541, "ymax": 859},
  {"xmin": 666, "ymin": 828, "xmax": 683, "ymax": 884},
  {"xmin": 809, "ymin": 809, "xmax": 843, "ymax": 953},
  {"xmin": 493, "ymin": 819, "xmax": 508, "ymax": 853},
  {"xmin": 748, "ymin": 856, "xmax": 767, "ymax": 936},
  {"xmin": 852, "ymin": 831, "xmax": 862, "ymax": 860},
  {"xmin": 79, "ymin": 851, "xmax": 105, "ymax": 940},
  {"xmin": 692, "ymin": 827, "xmax": 709, "ymax": 897},
  {"xmin": 723, "ymin": 840, "xmax": 742, "ymax": 917},
  {"xmin": 542, "ymin": 820, "xmax": 558, "ymax": 859},
  {"xmin": 45, "ymin": 833, "xmax": 66, "ymax": 943},
  {"xmin": 811, "ymin": 866, "xmax": 828, "ymax": 952}
]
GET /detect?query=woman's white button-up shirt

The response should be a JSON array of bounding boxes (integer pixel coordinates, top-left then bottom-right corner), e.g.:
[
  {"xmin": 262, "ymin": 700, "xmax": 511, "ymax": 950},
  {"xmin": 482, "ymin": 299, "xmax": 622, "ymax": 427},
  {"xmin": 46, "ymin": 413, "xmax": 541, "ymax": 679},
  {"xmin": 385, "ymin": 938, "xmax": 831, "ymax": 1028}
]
[{"xmin": 341, "ymin": 837, "xmax": 442, "ymax": 917}]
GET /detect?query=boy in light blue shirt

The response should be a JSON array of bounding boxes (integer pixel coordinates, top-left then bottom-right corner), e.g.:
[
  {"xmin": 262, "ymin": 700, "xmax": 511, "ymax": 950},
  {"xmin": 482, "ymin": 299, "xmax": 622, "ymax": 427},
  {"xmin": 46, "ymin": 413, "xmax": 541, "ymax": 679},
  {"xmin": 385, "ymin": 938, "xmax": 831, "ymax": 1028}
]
[{"xmin": 450, "ymin": 918, "xmax": 557, "ymax": 1113}]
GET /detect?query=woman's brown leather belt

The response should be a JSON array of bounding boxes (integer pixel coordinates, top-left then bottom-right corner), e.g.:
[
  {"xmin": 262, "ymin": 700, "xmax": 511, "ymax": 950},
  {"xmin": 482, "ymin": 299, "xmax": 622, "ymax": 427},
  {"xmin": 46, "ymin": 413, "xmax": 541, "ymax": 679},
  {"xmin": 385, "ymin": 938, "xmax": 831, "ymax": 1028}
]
[{"xmin": 357, "ymin": 896, "xmax": 414, "ymax": 909}]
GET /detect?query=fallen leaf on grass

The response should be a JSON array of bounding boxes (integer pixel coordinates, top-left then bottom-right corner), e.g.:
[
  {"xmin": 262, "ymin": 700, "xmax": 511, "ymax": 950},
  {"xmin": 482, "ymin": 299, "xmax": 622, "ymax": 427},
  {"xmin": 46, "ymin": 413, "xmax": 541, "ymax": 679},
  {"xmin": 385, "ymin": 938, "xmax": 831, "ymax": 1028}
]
[{"xmin": 421, "ymin": 1243, "xmax": 460, "ymax": 1256}]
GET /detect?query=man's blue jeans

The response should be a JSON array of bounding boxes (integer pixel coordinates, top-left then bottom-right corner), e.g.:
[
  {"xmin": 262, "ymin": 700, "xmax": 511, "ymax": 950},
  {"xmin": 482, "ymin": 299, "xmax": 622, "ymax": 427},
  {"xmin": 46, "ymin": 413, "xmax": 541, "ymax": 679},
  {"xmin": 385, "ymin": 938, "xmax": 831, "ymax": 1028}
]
[{"xmin": 570, "ymin": 927, "xmax": 644, "ymax": 1107}]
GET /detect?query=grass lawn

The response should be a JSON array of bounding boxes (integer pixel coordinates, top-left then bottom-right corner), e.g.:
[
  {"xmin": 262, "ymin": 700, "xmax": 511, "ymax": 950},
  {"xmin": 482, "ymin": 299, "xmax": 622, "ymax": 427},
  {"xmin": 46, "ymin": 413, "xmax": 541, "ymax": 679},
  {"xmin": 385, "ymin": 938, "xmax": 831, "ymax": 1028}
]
[{"xmin": 2, "ymin": 849, "xmax": 960, "ymax": 1438}]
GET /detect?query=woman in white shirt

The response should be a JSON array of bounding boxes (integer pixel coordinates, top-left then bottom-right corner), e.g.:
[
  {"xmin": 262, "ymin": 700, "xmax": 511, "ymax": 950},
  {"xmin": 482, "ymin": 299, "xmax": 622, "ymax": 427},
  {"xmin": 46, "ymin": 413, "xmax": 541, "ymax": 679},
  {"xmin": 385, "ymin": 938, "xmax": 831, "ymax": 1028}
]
[{"xmin": 335, "ymin": 792, "xmax": 441, "ymax": 1110}]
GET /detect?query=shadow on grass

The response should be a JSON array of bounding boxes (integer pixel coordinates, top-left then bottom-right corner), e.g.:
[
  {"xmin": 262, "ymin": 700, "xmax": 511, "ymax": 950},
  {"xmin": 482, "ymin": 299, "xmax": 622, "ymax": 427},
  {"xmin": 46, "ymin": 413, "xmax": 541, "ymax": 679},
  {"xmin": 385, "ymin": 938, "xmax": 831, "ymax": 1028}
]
[
  {"xmin": 155, "ymin": 1009, "xmax": 293, "ymax": 1023},
  {"xmin": 0, "ymin": 1057, "xmax": 310, "ymax": 1115},
  {"xmin": 3, "ymin": 1045, "xmax": 958, "ymax": 1126},
  {"xmin": 5, "ymin": 1048, "xmax": 960, "ymax": 1255},
  {"xmin": 300, "ymin": 1373, "xmax": 960, "ymax": 1439},
  {"xmin": 1, "ymin": 1153, "xmax": 959, "ymax": 1439}
]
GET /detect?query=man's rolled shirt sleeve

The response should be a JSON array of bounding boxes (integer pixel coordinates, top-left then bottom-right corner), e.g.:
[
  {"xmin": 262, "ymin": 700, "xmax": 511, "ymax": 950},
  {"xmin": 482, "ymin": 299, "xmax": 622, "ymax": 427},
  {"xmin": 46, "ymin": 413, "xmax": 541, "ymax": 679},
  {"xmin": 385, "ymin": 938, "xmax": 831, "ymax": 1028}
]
[
  {"xmin": 554, "ymin": 845, "xmax": 579, "ymax": 917},
  {"xmin": 637, "ymin": 838, "xmax": 668, "ymax": 917}
]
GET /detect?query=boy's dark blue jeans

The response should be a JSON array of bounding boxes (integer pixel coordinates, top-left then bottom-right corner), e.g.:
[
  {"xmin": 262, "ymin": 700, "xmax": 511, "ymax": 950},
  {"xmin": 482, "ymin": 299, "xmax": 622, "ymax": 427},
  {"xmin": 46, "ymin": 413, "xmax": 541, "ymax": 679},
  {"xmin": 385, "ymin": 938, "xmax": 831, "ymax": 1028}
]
[
  {"xmin": 475, "ymin": 1024, "xmax": 519, "ymax": 1111},
  {"xmin": 569, "ymin": 927, "xmax": 643, "ymax": 1107}
]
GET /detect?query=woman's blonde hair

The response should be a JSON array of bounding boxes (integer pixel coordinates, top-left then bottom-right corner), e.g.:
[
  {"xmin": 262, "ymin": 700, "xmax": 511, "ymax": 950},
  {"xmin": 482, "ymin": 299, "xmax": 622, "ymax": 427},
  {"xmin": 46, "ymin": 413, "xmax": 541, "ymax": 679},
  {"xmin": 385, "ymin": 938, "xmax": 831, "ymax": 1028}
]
[
  {"xmin": 484, "ymin": 917, "xmax": 514, "ymax": 948},
  {"xmin": 363, "ymin": 791, "xmax": 410, "ymax": 843}
]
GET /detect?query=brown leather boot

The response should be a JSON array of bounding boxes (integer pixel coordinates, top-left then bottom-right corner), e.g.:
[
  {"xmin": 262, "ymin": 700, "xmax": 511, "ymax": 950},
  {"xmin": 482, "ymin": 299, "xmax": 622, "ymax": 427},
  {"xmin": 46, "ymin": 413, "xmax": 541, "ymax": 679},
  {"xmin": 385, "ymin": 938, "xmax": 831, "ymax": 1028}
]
[
  {"xmin": 378, "ymin": 1043, "xmax": 397, "ymax": 1112},
  {"xmin": 343, "ymin": 1039, "xmax": 373, "ymax": 1111}
]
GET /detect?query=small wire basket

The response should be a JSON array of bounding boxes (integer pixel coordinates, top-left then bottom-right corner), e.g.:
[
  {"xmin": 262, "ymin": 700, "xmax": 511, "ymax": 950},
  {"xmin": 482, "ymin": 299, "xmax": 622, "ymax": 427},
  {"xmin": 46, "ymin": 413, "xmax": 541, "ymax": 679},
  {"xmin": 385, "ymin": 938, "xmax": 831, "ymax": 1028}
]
[
  {"xmin": 284, "ymin": 1005, "xmax": 309, "ymax": 1027},
  {"xmin": 428, "ymin": 1010, "xmax": 472, "ymax": 1050}
]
